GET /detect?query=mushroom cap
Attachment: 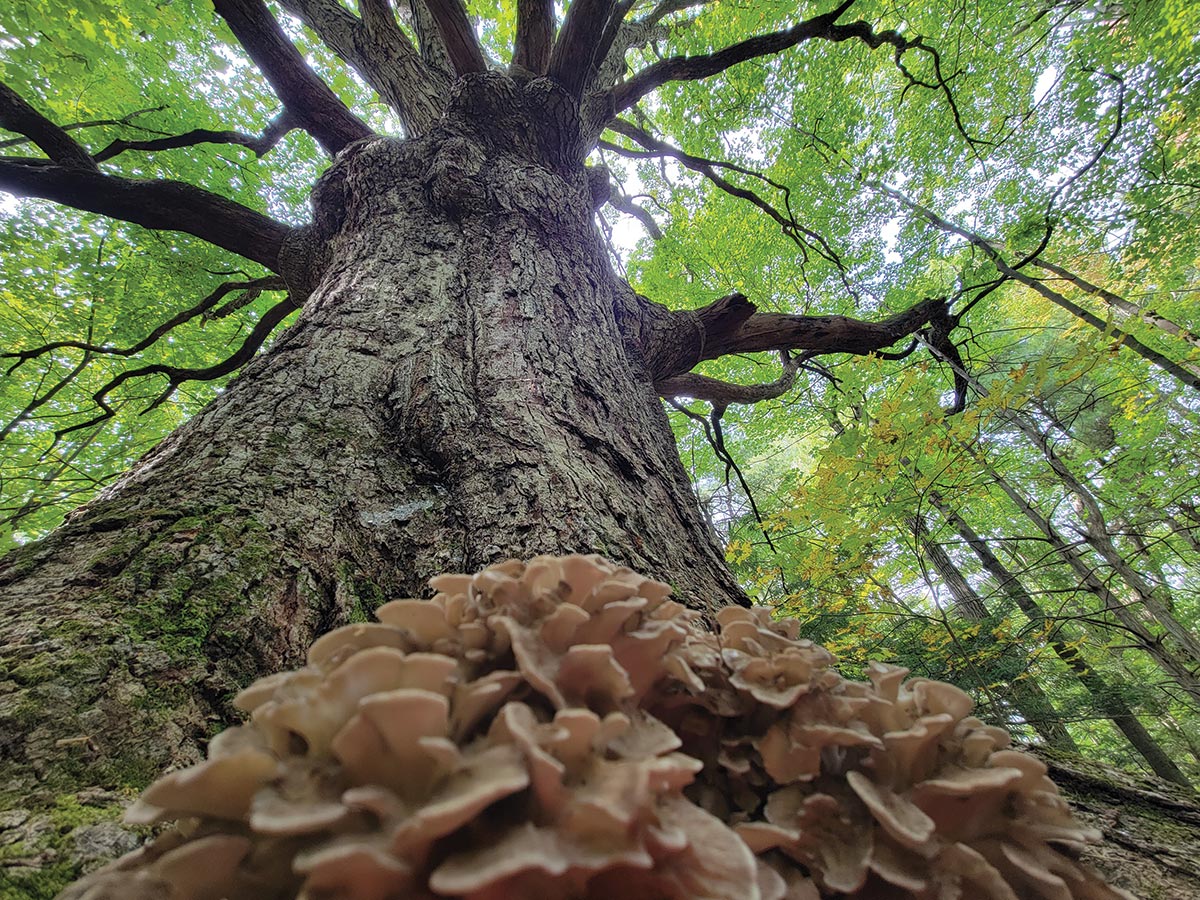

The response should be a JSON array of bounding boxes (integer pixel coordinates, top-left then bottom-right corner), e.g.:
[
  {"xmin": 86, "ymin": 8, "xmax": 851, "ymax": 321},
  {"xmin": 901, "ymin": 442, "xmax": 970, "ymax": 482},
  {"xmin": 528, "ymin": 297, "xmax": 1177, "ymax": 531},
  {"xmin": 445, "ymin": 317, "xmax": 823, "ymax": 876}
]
[{"xmin": 68, "ymin": 555, "xmax": 1128, "ymax": 900}]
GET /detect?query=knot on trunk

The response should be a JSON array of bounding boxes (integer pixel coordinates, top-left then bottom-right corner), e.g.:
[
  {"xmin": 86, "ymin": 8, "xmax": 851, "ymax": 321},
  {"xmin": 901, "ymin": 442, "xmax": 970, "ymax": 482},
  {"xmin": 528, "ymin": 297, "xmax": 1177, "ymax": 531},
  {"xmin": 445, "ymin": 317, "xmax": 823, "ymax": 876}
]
[
  {"xmin": 424, "ymin": 136, "xmax": 488, "ymax": 218},
  {"xmin": 443, "ymin": 72, "xmax": 584, "ymax": 170}
]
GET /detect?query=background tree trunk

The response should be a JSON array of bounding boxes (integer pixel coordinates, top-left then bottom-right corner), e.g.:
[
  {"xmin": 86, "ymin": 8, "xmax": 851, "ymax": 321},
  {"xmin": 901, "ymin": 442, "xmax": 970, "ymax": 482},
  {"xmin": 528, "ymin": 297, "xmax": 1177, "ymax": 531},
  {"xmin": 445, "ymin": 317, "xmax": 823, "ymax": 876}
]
[
  {"xmin": 933, "ymin": 497, "xmax": 1192, "ymax": 788},
  {"xmin": 910, "ymin": 514, "xmax": 1080, "ymax": 753}
]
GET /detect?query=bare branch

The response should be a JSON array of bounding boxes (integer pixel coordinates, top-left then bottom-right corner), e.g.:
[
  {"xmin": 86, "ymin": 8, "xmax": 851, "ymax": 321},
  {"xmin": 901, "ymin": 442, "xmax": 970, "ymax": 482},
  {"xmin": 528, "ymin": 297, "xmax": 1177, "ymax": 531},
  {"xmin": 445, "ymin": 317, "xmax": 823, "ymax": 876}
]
[
  {"xmin": 657, "ymin": 350, "xmax": 803, "ymax": 405},
  {"xmin": 56, "ymin": 296, "xmax": 300, "ymax": 440},
  {"xmin": 3, "ymin": 277, "xmax": 286, "ymax": 373},
  {"xmin": 603, "ymin": 120, "xmax": 849, "ymax": 275},
  {"xmin": 0, "ymin": 157, "xmax": 293, "ymax": 272},
  {"xmin": 668, "ymin": 397, "xmax": 777, "ymax": 551},
  {"xmin": 422, "ymin": 0, "xmax": 488, "ymax": 75},
  {"xmin": 0, "ymin": 350, "xmax": 92, "ymax": 443},
  {"xmin": 549, "ymin": 0, "xmax": 617, "ymax": 97},
  {"xmin": 0, "ymin": 81, "xmax": 98, "ymax": 169},
  {"xmin": 93, "ymin": 113, "xmax": 295, "ymax": 161},
  {"xmin": 606, "ymin": 189, "xmax": 663, "ymax": 240},
  {"xmin": 590, "ymin": 0, "xmax": 637, "ymax": 81},
  {"xmin": 513, "ymin": 0, "xmax": 555, "ymax": 74},
  {"xmin": 604, "ymin": 0, "xmax": 981, "ymax": 150},
  {"xmin": 213, "ymin": 0, "xmax": 374, "ymax": 154},
  {"xmin": 0, "ymin": 103, "xmax": 165, "ymax": 152},
  {"xmin": 701, "ymin": 293, "xmax": 946, "ymax": 362},
  {"xmin": 591, "ymin": 0, "xmax": 693, "ymax": 95},
  {"xmin": 1013, "ymin": 69, "xmax": 1126, "ymax": 269},
  {"xmin": 610, "ymin": 0, "xmax": 856, "ymax": 112},
  {"xmin": 277, "ymin": 0, "xmax": 449, "ymax": 134},
  {"xmin": 631, "ymin": 290, "xmax": 947, "ymax": 384}
]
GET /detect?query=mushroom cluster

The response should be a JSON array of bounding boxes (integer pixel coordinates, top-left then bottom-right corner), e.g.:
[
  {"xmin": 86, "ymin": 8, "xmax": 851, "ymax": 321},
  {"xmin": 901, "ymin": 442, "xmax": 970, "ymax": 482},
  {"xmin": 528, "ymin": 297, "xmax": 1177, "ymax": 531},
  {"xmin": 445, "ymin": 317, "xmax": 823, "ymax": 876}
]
[{"xmin": 61, "ymin": 555, "xmax": 1129, "ymax": 900}]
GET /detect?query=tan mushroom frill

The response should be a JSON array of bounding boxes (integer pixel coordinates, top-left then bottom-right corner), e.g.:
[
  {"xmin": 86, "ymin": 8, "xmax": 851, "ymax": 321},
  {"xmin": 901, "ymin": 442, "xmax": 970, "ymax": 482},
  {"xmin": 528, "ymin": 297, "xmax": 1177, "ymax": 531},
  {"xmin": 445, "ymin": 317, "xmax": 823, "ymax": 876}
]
[{"xmin": 60, "ymin": 555, "xmax": 1130, "ymax": 900}]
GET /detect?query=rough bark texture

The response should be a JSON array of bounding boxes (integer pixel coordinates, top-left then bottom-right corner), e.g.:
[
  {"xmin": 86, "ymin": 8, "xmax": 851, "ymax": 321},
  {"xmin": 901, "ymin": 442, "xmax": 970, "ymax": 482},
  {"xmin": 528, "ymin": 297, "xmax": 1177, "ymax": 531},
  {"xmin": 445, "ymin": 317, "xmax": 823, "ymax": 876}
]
[{"xmin": 0, "ymin": 75, "xmax": 743, "ymax": 896}]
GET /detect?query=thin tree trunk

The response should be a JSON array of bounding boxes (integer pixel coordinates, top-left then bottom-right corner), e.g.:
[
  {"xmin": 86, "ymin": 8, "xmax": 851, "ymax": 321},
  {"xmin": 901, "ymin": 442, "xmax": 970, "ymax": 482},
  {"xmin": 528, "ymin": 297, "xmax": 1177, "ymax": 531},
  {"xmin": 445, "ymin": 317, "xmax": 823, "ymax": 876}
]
[
  {"xmin": 910, "ymin": 515, "xmax": 1080, "ymax": 752},
  {"xmin": 932, "ymin": 497, "xmax": 1192, "ymax": 787},
  {"xmin": 1031, "ymin": 256, "xmax": 1200, "ymax": 357},
  {"xmin": 938, "ymin": 354, "xmax": 1200, "ymax": 669},
  {"xmin": 954, "ymin": 441, "xmax": 1200, "ymax": 706}
]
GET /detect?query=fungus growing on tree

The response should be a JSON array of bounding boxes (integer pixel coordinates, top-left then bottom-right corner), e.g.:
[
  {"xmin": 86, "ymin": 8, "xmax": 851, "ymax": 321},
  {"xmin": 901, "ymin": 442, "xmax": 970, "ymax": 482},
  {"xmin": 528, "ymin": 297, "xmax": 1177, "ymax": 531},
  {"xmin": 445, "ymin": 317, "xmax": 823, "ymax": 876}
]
[{"xmin": 60, "ymin": 556, "xmax": 1129, "ymax": 899}]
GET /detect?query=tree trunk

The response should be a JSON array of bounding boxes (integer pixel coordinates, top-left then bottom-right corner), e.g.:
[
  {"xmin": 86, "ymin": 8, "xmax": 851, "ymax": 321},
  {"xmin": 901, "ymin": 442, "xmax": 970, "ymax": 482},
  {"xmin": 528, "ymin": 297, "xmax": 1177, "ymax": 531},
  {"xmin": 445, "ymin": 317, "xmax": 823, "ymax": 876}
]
[
  {"xmin": 0, "ymin": 80, "xmax": 744, "ymax": 890},
  {"xmin": 932, "ymin": 496, "xmax": 1193, "ymax": 788},
  {"xmin": 909, "ymin": 515, "xmax": 1080, "ymax": 753}
]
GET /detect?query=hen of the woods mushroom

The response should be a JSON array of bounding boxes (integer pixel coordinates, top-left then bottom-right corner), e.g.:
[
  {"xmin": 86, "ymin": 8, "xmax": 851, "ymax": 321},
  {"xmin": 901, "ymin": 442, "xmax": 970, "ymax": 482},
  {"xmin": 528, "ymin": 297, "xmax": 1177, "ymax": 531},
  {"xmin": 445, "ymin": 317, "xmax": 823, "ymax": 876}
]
[{"xmin": 61, "ymin": 556, "xmax": 1129, "ymax": 900}]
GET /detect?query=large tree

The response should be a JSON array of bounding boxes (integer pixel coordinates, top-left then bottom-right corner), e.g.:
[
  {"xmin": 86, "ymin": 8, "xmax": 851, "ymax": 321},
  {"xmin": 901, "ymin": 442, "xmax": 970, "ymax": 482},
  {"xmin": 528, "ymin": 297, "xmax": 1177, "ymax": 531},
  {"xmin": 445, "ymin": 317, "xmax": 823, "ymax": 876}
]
[{"xmin": 2, "ymin": 0, "xmax": 1198, "ymax": 895}]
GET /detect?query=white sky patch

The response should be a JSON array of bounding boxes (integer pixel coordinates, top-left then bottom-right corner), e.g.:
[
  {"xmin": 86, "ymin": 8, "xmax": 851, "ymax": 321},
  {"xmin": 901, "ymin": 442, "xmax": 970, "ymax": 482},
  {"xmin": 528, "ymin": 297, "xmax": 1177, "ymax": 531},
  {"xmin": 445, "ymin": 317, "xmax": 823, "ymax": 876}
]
[
  {"xmin": 880, "ymin": 216, "xmax": 903, "ymax": 263},
  {"xmin": 608, "ymin": 214, "xmax": 644, "ymax": 258},
  {"xmin": 1034, "ymin": 66, "xmax": 1059, "ymax": 105},
  {"xmin": 597, "ymin": 154, "xmax": 654, "ymax": 260}
]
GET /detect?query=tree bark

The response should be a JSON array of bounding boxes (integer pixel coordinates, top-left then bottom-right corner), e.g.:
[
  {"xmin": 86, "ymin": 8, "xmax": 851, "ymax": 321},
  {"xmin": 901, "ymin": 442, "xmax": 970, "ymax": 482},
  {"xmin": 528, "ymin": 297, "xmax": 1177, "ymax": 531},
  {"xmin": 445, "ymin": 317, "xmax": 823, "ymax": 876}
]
[{"xmin": 0, "ymin": 76, "xmax": 744, "ymax": 890}]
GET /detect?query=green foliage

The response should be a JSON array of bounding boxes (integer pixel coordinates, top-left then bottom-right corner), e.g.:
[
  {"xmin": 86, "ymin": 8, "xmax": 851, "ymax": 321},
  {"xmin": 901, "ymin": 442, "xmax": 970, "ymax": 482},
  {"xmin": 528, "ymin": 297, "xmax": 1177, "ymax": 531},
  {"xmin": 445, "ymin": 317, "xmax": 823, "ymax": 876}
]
[{"xmin": 604, "ymin": 0, "xmax": 1200, "ymax": 780}]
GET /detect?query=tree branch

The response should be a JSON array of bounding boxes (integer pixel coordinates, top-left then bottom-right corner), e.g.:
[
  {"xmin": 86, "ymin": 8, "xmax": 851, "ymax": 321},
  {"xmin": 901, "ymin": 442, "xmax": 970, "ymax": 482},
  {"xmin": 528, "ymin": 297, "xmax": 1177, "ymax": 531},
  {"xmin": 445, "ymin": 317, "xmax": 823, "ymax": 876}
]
[
  {"xmin": 605, "ymin": 0, "xmax": 980, "ymax": 150},
  {"xmin": 401, "ymin": 0, "xmax": 455, "ymax": 83},
  {"xmin": 590, "ymin": 0, "xmax": 637, "ymax": 84},
  {"xmin": 1031, "ymin": 257, "xmax": 1200, "ymax": 352},
  {"xmin": 276, "ymin": 0, "xmax": 449, "ymax": 134},
  {"xmin": 422, "ymin": 0, "xmax": 488, "ymax": 74},
  {"xmin": 871, "ymin": 181, "xmax": 1200, "ymax": 391},
  {"xmin": 668, "ymin": 396, "xmax": 778, "ymax": 551},
  {"xmin": 632, "ymin": 291, "xmax": 947, "ymax": 383},
  {"xmin": 93, "ymin": 113, "xmax": 295, "ymax": 161},
  {"xmin": 3, "ymin": 277, "xmax": 286, "ymax": 373},
  {"xmin": 606, "ymin": 188, "xmax": 663, "ymax": 240},
  {"xmin": 0, "ymin": 82, "xmax": 98, "ymax": 170},
  {"xmin": 610, "ymin": 0, "xmax": 856, "ymax": 112},
  {"xmin": 0, "ymin": 157, "xmax": 293, "ymax": 273},
  {"xmin": 603, "ymin": 120, "xmax": 849, "ymax": 275},
  {"xmin": 657, "ymin": 351, "xmax": 803, "ymax": 405},
  {"xmin": 57, "ymin": 296, "xmax": 300, "ymax": 440},
  {"xmin": 0, "ymin": 105, "xmax": 165, "ymax": 152},
  {"xmin": 213, "ymin": 0, "xmax": 374, "ymax": 155},
  {"xmin": 548, "ymin": 0, "xmax": 617, "ymax": 97},
  {"xmin": 513, "ymin": 0, "xmax": 555, "ymax": 74}
]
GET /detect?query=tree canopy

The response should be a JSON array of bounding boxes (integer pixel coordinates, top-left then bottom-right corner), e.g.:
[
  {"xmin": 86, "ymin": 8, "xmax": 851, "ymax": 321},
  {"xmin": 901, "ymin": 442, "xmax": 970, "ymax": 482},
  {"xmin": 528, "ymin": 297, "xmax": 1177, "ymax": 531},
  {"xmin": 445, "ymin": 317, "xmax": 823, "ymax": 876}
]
[{"xmin": 2, "ymin": 0, "xmax": 1199, "ymax": 801}]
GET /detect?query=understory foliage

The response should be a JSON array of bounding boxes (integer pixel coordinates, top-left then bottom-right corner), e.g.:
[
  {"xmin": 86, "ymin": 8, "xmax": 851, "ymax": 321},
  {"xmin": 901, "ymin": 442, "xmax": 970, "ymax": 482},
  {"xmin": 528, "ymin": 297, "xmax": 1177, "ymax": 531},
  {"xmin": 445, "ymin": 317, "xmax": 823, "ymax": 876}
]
[
  {"xmin": 2, "ymin": 0, "xmax": 1199, "ymax": 813},
  {"xmin": 630, "ymin": 0, "xmax": 1200, "ymax": 784}
]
